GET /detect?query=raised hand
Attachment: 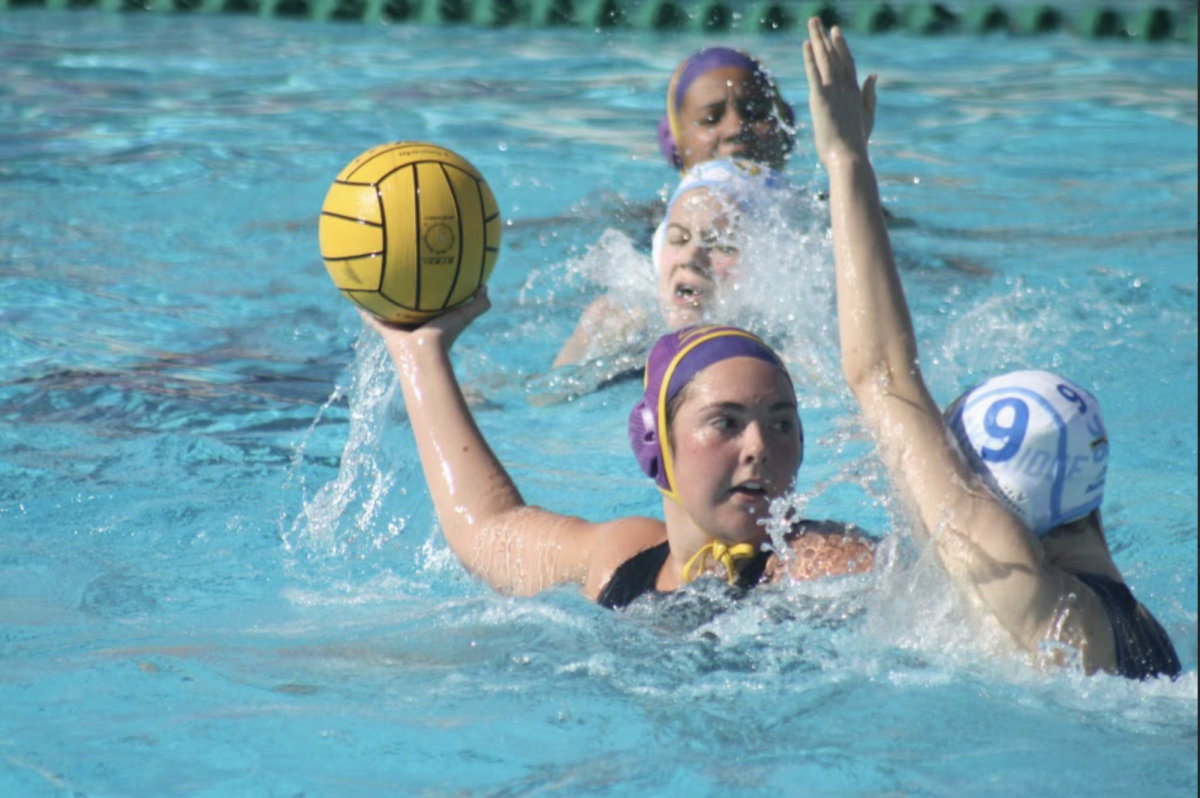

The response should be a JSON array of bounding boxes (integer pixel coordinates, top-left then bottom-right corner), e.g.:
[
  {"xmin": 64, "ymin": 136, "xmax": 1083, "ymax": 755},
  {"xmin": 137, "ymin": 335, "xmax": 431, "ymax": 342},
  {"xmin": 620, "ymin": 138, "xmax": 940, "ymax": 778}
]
[{"xmin": 802, "ymin": 18, "xmax": 875, "ymax": 168}]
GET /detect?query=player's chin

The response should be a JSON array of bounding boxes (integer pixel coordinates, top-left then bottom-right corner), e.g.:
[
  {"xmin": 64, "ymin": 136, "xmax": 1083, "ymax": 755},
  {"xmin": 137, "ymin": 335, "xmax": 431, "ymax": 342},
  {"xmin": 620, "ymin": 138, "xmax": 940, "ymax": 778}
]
[
  {"xmin": 719, "ymin": 498, "xmax": 773, "ymax": 532},
  {"xmin": 718, "ymin": 144, "xmax": 748, "ymax": 161},
  {"xmin": 743, "ymin": 139, "xmax": 788, "ymax": 169}
]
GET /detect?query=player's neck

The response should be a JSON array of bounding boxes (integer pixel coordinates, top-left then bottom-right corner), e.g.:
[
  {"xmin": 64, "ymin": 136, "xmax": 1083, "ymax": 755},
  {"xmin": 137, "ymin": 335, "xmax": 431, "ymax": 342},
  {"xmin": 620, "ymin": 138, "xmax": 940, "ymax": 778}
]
[{"xmin": 1042, "ymin": 514, "xmax": 1120, "ymax": 580}]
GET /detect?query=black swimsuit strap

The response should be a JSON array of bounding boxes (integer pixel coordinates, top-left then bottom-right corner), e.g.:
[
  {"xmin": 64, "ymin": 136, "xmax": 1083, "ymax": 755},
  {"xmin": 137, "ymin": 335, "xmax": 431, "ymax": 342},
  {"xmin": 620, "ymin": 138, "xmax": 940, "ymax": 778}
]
[
  {"xmin": 597, "ymin": 541, "xmax": 773, "ymax": 610},
  {"xmin": 597, "ymin": 542, "xmax": 671, "ymax": 610},
  {"xmin": 1073, "ymin": 571, "xmax": 1181, "ymax": 681}
]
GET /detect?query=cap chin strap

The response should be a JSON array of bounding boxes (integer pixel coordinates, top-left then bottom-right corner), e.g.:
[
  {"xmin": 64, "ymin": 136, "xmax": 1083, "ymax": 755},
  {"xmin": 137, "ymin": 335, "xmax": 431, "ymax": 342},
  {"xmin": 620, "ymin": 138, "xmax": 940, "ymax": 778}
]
[
  {"xmin": 683, "ymin": 540, "xmax": 758, "ymax": 585},
  {"xmin": 662, "ymin": 478, "xmax": 755, "ymax": 586}
]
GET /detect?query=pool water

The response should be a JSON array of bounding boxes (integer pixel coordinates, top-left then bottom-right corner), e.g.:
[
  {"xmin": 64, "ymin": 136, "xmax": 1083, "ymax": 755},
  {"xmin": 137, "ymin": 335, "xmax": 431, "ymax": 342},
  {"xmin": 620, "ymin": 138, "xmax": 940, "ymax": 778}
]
[{"xmin": 1, "ymin": 10, "xmax": 1196, "ymax": 797}]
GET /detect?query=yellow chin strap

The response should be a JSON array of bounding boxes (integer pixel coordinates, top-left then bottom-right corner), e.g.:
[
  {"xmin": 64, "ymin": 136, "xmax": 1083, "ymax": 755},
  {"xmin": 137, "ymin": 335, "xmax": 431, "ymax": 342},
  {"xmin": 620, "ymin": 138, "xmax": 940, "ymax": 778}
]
[{"xmin": 682, "ymin": 540, "xmax": 758, "ymax": 585}]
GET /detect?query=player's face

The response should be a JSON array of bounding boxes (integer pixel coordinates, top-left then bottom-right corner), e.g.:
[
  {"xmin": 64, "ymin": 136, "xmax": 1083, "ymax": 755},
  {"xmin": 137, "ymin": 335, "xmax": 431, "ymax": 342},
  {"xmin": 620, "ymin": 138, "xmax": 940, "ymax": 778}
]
[
  {"xmin": 668, "ymin": 357, "xmax": 801, "ymax": 543},
  {"xmin": 657, "ymin": 187, "xmax": 741, "ymax": 330},
  {"xmin": 676, "ymin": 67, "xmax": 789, "ymax": 171}
]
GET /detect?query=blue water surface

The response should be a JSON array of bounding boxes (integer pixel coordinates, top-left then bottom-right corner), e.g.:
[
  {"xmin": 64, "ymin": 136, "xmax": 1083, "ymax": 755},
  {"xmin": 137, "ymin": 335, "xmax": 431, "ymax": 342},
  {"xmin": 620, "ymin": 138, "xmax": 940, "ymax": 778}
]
[{"xmin": 1, "ymin": 10, "xmax": 1196, "ymax": 797}]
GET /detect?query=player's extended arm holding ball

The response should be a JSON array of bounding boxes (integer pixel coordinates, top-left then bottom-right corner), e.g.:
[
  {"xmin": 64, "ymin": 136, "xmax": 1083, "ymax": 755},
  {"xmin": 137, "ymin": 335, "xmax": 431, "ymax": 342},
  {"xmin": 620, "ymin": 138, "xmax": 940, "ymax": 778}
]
[
  {"xmin": 363, "ymin": 281, "xmax": 874, "ymax": 608},
  {"xmin": 802, "ymin": 19, "xmax": 1154, "ymax": 674},
  {"xmin": 361, "ymin": 296, "xmax": 661, "ymax": 599}
]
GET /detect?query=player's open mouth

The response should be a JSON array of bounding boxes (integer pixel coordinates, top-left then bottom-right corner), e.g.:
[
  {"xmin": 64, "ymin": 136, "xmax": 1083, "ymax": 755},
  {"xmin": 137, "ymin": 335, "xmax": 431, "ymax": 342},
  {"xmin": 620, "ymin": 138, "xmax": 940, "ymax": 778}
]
[
  {"xmin": 730, "ymin": 480, "xmax": 768, "ymax": 498},
  {"xmin": 672, "ymin": 281, "xmax": 707, "ymax": 306}
]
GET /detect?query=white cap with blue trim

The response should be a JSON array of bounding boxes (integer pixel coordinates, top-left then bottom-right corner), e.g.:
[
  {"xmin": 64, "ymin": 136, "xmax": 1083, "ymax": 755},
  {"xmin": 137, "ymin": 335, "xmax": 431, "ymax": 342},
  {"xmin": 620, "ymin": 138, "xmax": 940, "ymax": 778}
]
[
  {"xmin": 945, "ymin": 370, "xmax": 1110, "ymax": 537},
  {"xmin": 652, "ymin": 158, "xmax": 788, "ymax": 270}
]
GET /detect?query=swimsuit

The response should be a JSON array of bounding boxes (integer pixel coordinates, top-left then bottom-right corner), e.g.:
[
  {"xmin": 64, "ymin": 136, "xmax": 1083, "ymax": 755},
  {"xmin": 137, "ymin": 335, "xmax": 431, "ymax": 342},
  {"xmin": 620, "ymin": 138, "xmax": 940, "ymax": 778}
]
[
  {"xmin": 597, "ymin": 545, "xmax": 1182, "ymax": 682},
  {"xmin": 1073, "ymin": 571, "xmax": 1182, "ymax": 681},
  {"xmin": 596, "ymin": 541, "xmax": 772, "ymax": 610}
]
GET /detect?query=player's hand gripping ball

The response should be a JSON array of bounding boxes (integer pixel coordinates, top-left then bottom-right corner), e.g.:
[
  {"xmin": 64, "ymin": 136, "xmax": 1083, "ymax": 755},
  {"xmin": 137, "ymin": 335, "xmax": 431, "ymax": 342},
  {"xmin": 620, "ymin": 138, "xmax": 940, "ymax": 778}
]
[{"xmin": 319, "ymin": 142, "xmax": 502, "ymax": 324}]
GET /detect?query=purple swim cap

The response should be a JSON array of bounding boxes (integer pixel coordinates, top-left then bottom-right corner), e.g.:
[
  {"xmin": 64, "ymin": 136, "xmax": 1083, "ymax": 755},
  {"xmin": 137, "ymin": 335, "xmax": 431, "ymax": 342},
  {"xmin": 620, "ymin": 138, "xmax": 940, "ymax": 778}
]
[
  {"xmin": 628, "ymin": 325, "xmax": 799, "ymax": 499},
  {"xmin": 673, "ymin": 48, "xmax": 762, "ymax": 111},
  {"xmin": 660, "ymin": 47, "xmax": 796, "ymax": 170}
]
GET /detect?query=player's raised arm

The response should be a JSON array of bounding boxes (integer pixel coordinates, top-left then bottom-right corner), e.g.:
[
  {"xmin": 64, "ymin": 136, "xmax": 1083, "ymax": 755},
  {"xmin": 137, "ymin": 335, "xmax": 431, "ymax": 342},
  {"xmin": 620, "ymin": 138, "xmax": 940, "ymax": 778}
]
[
  {"xmin": 802, "ymin": 19, "xmax": 1075, "ymax": 658},
  {"xmin": 361, "ymin": 294, "xmax": 603, "ymax": 596}
]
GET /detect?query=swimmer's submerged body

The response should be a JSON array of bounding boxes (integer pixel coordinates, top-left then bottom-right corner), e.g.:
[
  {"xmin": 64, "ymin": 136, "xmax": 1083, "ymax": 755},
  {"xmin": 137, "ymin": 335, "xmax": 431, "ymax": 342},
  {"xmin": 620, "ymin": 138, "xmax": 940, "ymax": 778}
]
[
  {"xmin": 363, "ymin": 307, "xmax": 873, "ymax": 607},
  {"xmin": 597, "ymin": 521, "xmax": 870, "ymax": 609},
  {"xmin": 803, "ymin": 18, "xmax": 1180, "ymax": 679}
]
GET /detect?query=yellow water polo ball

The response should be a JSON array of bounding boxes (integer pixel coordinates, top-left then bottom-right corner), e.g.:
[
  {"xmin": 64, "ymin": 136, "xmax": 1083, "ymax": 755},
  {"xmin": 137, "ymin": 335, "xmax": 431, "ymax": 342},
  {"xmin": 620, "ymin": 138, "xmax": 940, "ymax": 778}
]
[{"xmin": 318, "ymin": 142, "xmax": 502, "ymax": 324}]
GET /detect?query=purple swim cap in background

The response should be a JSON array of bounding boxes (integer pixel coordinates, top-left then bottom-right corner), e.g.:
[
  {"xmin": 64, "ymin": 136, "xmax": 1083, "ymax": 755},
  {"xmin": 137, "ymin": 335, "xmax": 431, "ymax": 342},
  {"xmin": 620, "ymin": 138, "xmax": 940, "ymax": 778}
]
[
  {"xmin": 672, "ymin": 48, "xmax": 762, "ymax": 112},
  {"xmin": 660, "ymin": 47, "xmax": 796, "ymax": 169},
  {"xmin": 628, "ymin": 325, "xmax": 798, "ymax": 497}
]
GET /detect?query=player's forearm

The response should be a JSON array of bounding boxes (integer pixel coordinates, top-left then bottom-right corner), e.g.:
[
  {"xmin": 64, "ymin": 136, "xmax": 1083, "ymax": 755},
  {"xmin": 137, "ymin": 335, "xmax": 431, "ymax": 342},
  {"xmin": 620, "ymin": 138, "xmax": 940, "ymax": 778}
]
[
  {"xmin": 387, "ymin": 337, "xmax": 525, "ymax": 556},
  {"xmin": 827, "ymin": 154, "xmax": 919, "ymax": 398}
]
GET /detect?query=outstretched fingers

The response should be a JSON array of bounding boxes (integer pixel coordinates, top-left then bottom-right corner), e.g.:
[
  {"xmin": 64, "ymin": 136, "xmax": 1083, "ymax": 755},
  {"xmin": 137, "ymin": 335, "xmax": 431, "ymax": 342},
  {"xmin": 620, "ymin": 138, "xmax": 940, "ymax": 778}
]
[
  {"xmin": 455, "ymin": 286, "xmax": 493, "ymax": 326},
  {"xmin": 862, "ymin": 73, "xmax": 878, "ymax": 143},
  {"xmin": 801, "ymin": 39, "xmax": 819, "ymax": 90},
  {"xmin": 806, "ymin": 18, "xmax": 860, "ymax": 91},
  {"xmin": 804, "ymin": 17, "xmax": 834, "ymax": 87},
  {"xmin": 359, "ymin": 286, "xmax": 492, "ymax": 353},
  {"xmin": 830, "ymin": 25, "xmax": 858, "ymax": 87},
  {"xmin": 803, "ymin": 17, "xmax": 871, "ymax": 166},
  {"xmin": 424, "ymin": 286, "xmax": 492, "ymax": 343}
]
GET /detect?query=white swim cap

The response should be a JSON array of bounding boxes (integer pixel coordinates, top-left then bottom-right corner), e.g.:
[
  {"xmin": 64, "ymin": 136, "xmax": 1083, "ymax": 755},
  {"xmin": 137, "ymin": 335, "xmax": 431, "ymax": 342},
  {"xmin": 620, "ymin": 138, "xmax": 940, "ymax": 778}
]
[
  {"xmin": 652, "ymin": 158, "xmax": 787, "ymax": 270},
  {"xmin": 945, "ymin": 370, "xmax": 1109, "ymax": 537}
]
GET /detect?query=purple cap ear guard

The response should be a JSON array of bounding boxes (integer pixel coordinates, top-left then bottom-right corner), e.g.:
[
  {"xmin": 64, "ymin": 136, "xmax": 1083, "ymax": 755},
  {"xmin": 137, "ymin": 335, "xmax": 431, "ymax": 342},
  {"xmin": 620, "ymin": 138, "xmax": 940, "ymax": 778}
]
[
  {"xmin": 628, "ymin": 398, "xmax": 661, "ymax": 483},
  {"xmin": 657, "ymin": 114, "xmax": 684, "ymax": 169}
]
